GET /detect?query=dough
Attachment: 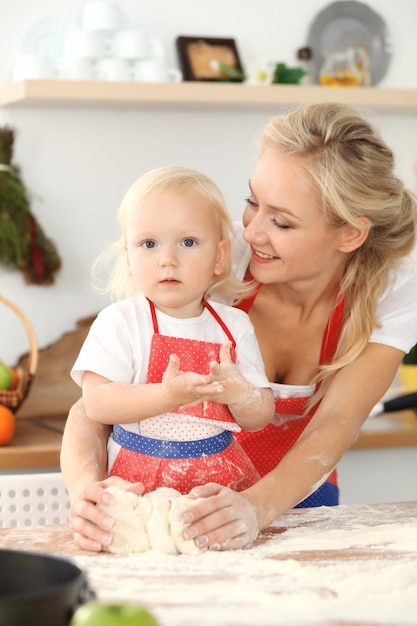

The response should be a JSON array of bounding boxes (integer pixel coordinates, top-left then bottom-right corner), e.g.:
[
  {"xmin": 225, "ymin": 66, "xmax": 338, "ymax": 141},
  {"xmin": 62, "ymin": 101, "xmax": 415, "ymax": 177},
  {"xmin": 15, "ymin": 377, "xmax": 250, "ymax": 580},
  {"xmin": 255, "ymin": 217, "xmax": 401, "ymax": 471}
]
[
  {"xmin": 98, "ymin": 486, "xmax": 205, "ymax": 555},
  {"xmin": 144, "ymin": 487, "xmax": 179, "ymax": 555},
  {"xmin": 169, "ymin": 495, "xmax": 204, "ymax": 555},
  {"xmin": 98, "ymin": 488, "xmax": 149, "ymax": 553}
]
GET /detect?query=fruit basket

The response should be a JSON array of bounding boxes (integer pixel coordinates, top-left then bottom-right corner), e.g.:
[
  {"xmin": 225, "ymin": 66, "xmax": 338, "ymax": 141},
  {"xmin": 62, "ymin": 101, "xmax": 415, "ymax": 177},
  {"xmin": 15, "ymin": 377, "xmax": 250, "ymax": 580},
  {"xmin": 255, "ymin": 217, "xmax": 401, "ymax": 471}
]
[{"xmin": 0, "ymin": 295, "xmax": 38, "ymax": 412}]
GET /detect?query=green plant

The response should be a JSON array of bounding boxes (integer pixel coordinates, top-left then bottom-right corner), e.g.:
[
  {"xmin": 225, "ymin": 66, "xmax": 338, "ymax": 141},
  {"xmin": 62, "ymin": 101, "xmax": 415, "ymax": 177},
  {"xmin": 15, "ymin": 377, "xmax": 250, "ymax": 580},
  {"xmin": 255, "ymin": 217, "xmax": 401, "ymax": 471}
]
[{"xmin": 402, "ymin": 344, "xmax": 417, "ymax": 365}]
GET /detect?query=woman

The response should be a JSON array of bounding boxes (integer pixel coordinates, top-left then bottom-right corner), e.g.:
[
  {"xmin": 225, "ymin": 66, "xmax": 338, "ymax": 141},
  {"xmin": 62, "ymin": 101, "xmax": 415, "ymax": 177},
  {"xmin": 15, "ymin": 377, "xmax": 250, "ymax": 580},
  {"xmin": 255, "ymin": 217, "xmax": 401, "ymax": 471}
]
[{"xmin": 61, "ymin": 103, "xmax": 417, "ymax": 552}]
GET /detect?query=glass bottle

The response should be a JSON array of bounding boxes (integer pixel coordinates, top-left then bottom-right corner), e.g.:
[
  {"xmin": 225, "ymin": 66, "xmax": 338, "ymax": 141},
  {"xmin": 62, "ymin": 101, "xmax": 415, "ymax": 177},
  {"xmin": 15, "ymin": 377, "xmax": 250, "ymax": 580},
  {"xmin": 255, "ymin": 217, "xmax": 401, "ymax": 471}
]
[
  {"xmin": 296, "ymin": 47, "xmax": 313, "ymax": 85},
  {"xmin": 319, "ymin": 48, "xmax": 360, "ymax": 87}
]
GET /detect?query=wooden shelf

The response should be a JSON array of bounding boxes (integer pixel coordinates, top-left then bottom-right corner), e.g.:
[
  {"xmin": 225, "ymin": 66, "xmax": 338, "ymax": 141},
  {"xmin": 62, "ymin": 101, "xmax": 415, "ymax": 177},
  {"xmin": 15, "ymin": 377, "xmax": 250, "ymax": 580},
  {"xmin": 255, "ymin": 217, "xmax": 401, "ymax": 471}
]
[{"xmin": 1, "ymin": 80, "xmax": 417, "ymax": 113}]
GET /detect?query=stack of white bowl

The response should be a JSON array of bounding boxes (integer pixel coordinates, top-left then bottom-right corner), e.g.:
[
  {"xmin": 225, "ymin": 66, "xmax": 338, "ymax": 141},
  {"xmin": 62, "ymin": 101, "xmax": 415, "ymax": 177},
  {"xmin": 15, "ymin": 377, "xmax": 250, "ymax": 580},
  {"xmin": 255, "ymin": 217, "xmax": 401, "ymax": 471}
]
[
  {"xmin": 12, "ymin": 1, "xmax": 182, "ymax": 83},
  {"xmin": 59, "ymin": 0, "xmax": 181, "ymax": 82}
]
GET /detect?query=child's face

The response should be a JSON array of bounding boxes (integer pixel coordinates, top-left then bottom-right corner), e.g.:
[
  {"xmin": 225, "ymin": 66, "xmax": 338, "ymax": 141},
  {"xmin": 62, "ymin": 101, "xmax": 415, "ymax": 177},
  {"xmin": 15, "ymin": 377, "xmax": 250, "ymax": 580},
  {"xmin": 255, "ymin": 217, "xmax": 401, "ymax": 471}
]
[{"xmin": 126, "ymin": 188, "xmax": 230, "ymax": 318}]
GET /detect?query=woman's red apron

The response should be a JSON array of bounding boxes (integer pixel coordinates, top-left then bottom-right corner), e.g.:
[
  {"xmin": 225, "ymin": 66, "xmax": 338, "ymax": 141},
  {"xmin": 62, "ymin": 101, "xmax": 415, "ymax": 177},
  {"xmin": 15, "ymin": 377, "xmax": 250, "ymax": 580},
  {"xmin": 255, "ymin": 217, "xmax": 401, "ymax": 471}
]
[
  {"xmin": 234, "ymin": 285, "xmax": 344, "ymax": 504},
  {"xmin": 109, "ymin": 299, "xmax": 260, "ymax": 494}
]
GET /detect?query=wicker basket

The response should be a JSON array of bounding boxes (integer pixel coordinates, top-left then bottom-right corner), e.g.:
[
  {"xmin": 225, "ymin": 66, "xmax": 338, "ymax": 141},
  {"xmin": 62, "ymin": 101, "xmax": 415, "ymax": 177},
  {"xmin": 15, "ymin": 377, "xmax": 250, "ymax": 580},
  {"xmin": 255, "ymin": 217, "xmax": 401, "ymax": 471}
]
[{"xmin": 0, "ymin": 295, "xmax": 38, "ymax": 412}]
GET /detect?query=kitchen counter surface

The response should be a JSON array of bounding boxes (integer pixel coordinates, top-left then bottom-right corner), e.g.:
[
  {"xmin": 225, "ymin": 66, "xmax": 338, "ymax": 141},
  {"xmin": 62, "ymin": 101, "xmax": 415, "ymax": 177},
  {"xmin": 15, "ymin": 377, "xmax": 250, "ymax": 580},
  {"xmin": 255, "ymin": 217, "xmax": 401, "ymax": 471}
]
[
  {"xmin": 0, "ymin": 501, "xmax": 416, "ymax": 625},
  {"xmin": 1, "ymin": 409, "xmax": 416, "ymax": 471}
]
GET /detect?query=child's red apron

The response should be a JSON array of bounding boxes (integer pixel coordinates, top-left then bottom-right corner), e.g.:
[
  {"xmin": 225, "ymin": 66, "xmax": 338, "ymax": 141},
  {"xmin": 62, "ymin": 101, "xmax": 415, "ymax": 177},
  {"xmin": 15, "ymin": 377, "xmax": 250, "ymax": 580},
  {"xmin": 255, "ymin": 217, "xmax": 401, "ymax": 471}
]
[
  {"xmin": 110, "ymin": 299, "xmax": 260, "ymax": 494},
  {"xmin": 234, "ymin": 284, "xmax": 344, "ymax": 506}
]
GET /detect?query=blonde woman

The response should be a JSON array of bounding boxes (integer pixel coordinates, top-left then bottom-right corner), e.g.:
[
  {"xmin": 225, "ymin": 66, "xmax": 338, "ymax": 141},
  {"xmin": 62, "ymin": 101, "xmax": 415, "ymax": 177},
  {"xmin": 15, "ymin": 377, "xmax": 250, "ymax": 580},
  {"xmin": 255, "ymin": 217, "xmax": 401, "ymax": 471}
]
[{"xmin": 62, "ymin": 104, "xmax": 417, "ymax": 552}]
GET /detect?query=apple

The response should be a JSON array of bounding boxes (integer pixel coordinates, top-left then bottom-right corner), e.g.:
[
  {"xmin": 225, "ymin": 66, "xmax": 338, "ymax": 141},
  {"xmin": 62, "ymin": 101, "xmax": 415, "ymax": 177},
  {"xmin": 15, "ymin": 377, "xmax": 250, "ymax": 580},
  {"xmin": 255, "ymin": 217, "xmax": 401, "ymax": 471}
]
[
  {"xmin": 69, "ymin": 602, "xmax": 160, "ymax": 626},
  {"xmin": 0, "ymin": 362, "xmax": 12, "ymax": 390}
]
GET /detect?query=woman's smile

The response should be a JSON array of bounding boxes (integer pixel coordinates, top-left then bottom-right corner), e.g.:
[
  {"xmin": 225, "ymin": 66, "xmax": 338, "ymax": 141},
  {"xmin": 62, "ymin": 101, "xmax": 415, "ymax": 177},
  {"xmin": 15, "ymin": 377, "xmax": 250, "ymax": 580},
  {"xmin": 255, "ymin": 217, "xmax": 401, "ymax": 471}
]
[{"xmin": 252, "ymin": 248, "xmax": 279, "ymax": 262}]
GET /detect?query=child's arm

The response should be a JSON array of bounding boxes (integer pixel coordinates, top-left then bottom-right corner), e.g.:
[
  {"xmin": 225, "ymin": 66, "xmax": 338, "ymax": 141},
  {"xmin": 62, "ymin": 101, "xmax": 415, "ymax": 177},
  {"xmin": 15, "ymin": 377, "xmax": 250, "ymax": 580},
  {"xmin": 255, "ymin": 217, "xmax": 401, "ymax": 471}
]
[
  {"xmin": 82, "ymin": 355, "xmax": 226, "ymax": 425},
  {"xmin": 191, "ymin": 342, "xmax": 274, "ymax": 431}
]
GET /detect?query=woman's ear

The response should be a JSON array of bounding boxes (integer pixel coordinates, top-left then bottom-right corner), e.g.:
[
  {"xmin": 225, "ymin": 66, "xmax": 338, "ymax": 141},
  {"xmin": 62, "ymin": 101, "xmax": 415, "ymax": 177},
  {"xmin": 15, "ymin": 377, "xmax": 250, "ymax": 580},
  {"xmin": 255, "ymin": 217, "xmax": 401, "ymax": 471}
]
[
  {"xmin": 339, "ymin": 217, "xmax": 371, "ymax": 253},
  {"xmin": 214, "ymin": 239, "xmax": 231, "ymax": 275}
]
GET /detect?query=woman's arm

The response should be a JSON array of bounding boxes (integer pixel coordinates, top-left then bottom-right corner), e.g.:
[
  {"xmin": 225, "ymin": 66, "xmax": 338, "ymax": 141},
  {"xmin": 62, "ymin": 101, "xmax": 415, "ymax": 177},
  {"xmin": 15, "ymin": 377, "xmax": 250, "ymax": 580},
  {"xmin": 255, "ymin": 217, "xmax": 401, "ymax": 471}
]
[
  {"xmin": 60, "ymin": 398, "xmax": 143, "ymax": 551},
  {"xmin": 180, "ymin": 342, "xmax": 405, "ymax": 549}
]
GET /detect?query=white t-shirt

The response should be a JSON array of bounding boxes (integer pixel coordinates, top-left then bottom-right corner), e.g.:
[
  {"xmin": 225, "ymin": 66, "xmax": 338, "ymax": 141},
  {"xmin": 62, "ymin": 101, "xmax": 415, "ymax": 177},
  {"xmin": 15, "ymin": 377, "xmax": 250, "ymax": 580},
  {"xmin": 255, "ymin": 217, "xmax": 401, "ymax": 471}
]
[{"xmin": 71, "ymin": 295, "xmax": 270, "ymax": 442}]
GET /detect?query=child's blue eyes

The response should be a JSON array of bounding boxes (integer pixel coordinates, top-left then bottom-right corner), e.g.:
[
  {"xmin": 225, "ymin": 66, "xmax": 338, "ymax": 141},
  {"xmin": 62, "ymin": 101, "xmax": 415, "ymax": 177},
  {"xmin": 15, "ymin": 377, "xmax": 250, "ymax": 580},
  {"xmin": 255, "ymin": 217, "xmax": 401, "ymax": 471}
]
[{"xmin": 141, "ymin": 239, "xmax": 197, "ymax": 249}]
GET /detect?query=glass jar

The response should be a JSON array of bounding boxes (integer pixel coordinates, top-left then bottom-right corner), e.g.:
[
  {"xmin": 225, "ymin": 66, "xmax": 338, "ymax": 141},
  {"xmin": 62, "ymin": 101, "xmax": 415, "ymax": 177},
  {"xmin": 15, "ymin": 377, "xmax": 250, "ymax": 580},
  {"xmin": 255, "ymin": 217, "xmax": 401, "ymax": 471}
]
[
  {"xmin": 319, "ymin": 48, "xmax": 360, "ymax": 87},
  {"xmin": 296, "ymin": 46, "xmax": 313, "ymax": 85}
]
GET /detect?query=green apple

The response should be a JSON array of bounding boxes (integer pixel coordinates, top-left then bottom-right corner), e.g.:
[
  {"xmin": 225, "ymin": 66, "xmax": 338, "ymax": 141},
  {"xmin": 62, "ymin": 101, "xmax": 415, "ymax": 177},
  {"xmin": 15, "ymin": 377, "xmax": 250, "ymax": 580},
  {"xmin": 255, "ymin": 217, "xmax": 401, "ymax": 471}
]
[
  {"xmin": 69, "ymin": 602, "xmax": 160, "ymax": 626},
  {"xmin": 0, "ymin": 362, "xmax": 12, "ymax": 390}
]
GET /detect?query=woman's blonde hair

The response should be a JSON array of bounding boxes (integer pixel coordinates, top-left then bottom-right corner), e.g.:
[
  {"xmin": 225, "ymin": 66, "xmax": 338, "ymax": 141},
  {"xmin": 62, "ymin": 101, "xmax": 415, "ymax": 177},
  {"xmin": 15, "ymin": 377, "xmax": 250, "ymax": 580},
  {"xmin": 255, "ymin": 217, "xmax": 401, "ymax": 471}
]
[
  {"xmin": 93, "ymin": 165, "xmax": 253, "ymax": 302},
  {"xmin": 260, "ymin": 103, "xmax": 417, "ymax": 395}
]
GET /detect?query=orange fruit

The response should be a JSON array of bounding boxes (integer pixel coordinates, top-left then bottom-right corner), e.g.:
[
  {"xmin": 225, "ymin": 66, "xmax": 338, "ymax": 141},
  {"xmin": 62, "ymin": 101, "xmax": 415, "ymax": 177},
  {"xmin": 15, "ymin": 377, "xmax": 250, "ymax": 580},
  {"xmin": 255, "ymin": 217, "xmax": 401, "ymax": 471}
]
[{"xmin": 0, "ymin": 405, "xmax": 15, "ymax": 445}]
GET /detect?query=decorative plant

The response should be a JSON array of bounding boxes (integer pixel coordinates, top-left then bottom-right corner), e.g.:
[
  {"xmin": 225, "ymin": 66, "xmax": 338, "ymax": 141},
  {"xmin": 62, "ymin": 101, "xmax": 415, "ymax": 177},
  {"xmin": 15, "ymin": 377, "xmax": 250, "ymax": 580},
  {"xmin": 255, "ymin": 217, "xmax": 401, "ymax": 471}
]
[
  {"xmin": 272, "ymin": 63, "xmax": 306, "ymax": 84},
  {"xmin": 0, "ymin": 125, "xmax": 61, "ymax": 285}
]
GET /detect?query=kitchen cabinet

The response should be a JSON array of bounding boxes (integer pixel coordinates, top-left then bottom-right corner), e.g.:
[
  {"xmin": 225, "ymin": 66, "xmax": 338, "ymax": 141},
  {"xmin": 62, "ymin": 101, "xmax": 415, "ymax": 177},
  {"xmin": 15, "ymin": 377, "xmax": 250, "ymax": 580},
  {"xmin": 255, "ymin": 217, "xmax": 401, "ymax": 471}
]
[{"xmin": 1, "ymin": 80, "xmax": 417, "ymax": 113}]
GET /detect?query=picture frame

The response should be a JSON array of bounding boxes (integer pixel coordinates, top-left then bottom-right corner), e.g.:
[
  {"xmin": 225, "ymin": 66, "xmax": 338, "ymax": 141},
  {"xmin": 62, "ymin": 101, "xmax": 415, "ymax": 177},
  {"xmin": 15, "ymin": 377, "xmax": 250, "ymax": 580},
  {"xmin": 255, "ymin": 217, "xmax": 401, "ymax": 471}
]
[{"xmin": 176, "ymin": 36, "xmax": 245, "ymax": 82}]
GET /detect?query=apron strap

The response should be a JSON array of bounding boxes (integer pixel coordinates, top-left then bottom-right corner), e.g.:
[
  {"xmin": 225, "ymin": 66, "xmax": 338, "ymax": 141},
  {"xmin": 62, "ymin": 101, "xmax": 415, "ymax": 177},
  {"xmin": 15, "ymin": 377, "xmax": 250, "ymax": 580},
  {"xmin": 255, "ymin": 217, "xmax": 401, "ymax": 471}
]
[
  {"xmin": 146, "ymin": 297, "xmax": 236, "ymax": 348},
  {"xmin": 319, "ymin": 296, "xmax": 345, "ymax": 365},
  {"xmin": 148, "ymin": 297, "xmax": 159, "ymax": 333},
  {"xmin": 203, "ymin": 300, "xmax": 236, "ymax": 349}
]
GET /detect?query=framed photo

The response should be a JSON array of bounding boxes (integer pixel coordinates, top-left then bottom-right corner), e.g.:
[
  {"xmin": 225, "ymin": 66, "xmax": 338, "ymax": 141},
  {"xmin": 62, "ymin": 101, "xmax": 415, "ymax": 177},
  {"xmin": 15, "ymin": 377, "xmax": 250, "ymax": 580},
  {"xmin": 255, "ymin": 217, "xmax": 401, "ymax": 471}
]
[{"xmin": 176, "ymin": 36, "xmax": 245, "ymax": 82}]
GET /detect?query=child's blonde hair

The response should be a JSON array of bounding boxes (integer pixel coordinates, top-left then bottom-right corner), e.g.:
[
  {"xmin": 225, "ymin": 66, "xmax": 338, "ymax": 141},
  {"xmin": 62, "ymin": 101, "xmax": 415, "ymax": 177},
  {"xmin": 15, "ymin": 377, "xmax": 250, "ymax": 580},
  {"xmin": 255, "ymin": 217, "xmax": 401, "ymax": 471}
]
[{"xmin": 93, "ymin": 165, "xmax": 253, "ymax": 302}]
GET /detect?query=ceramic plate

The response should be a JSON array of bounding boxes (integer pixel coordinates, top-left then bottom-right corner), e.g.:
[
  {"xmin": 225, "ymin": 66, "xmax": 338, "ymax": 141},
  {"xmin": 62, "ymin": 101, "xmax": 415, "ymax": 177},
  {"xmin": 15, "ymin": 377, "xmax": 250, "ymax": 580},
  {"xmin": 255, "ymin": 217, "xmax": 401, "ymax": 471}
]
[
  {"xmin": 20, "ymin": 14, "xmax": 77, "ymax": 61},
  {"xmin": 306, "ymin": 1, "xmax": 392, "ymax": 85}
]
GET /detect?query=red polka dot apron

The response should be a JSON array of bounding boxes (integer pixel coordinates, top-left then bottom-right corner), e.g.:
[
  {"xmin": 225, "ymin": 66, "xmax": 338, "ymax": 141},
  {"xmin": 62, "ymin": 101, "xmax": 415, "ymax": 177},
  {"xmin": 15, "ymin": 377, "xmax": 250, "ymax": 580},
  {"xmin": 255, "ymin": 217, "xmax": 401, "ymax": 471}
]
[
  {"xmin": 109, "ymin": 299, "xmax": 261, "ymax": 494},
  {"xmin": 234, "ymin": 284, "xmax": 344, "ymax": 506}
]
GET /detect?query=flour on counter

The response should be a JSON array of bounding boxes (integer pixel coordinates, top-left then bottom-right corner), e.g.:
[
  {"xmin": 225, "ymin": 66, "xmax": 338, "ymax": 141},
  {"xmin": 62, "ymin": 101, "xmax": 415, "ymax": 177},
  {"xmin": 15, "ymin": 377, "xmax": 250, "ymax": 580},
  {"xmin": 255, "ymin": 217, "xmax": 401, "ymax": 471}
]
[{"xmin": 74, "ymin": 502, "xmax": 417, "ymax": 626}]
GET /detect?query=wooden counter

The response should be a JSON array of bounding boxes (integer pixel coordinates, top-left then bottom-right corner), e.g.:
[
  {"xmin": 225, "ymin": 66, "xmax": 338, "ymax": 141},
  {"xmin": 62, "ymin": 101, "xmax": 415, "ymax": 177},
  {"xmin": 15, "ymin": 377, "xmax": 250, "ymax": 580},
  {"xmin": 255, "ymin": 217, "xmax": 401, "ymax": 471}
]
[
  {"xmin": 353, "ymin": 408, "xmax": 417, "ymax": 449},
  {"xmin": 0, "ymin": 418, "xmax": 63, "ymax": 470},
  {"xmin": 0, "ymin": 501, "xmax": 416, "ymax": 626},
  {"xmin": 0, "ymin": 410, "xmax": 416, "ymax": 471}
]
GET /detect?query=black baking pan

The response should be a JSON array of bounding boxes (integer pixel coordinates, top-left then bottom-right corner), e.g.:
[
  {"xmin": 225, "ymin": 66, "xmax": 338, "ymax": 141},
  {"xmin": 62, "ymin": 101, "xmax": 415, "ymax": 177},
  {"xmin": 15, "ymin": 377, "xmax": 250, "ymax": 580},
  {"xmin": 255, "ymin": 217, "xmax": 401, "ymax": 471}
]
[{"xmin": 0, "ymin": 548, "xmax": 95, "ymax": 626}]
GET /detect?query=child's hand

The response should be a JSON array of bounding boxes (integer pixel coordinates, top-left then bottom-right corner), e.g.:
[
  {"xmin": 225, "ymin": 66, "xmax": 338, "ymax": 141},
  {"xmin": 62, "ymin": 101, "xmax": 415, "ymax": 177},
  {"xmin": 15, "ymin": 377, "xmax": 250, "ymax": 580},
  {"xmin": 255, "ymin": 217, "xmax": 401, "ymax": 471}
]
[
  {"xmin": 205, "ymin": 342, "xmax": 254, "ymax": 407},
  {"xmin": 183, "ymin": 342, "xmax": 249, "ymax": 408},
  {"xmin": 160, "ymin": 354, "xmax": 226, "ymax": 409}
]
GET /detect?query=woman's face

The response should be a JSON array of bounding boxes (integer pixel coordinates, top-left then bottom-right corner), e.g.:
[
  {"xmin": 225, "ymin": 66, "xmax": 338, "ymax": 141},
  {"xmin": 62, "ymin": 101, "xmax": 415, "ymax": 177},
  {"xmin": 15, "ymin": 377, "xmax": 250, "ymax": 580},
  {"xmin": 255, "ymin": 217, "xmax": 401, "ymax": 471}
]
[{"xmin": 243, "ymin": 148, "xmax": 348, "ymax": 288}]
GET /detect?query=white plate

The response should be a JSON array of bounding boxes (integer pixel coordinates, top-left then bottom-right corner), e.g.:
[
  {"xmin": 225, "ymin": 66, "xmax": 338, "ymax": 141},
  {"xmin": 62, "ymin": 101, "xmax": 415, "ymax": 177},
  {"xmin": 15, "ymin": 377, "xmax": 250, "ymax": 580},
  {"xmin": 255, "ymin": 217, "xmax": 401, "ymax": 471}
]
[
  {"xmin": 20, "ymin": 14, "xmax": 78, "ymax": 62},
  {"xmin": 306, "ymin": 1, "xmax": 392, "ymax": 85}
]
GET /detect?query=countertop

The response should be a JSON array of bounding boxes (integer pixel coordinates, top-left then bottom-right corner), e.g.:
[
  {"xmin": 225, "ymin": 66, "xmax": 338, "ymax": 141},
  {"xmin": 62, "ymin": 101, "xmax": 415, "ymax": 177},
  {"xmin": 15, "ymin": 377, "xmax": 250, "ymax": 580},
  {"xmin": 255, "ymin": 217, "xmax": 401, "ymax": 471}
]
[
  {"xmin": 0, "ymin": 501, "xmax": 416, "ymax": 625},
  {"xmin": 1, "ymin": 409, "xmax": 416, "ymax": 471}
]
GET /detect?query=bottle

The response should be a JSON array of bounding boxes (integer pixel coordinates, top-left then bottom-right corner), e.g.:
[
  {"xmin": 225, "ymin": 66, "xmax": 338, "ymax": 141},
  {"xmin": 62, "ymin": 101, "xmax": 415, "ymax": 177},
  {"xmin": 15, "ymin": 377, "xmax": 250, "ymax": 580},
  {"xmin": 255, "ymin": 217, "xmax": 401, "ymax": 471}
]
[{"xmin": 296, "ymin": 47, "xmax": 313, "ymax": 84}]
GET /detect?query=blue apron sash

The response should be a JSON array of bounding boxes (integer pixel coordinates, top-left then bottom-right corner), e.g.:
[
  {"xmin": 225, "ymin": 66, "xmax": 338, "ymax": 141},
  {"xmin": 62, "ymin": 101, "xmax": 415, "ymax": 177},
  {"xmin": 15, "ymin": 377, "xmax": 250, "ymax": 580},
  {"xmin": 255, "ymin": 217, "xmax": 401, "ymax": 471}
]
[{"xmin": 112, "ymin": 425, "xmax": 233, "ymax": 459}]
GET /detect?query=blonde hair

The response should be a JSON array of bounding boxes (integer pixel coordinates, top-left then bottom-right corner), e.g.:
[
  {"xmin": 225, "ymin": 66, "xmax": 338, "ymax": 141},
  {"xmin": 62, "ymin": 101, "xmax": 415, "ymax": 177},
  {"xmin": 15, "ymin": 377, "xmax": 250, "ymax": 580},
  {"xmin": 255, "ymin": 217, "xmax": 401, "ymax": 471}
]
[
  {"xmin": 93, "ymin": 165, "xmax": 253, "ymax": 302},
  {"xmin": 260, "ymin": 103, "xmax": 417, "ymax": 394}
]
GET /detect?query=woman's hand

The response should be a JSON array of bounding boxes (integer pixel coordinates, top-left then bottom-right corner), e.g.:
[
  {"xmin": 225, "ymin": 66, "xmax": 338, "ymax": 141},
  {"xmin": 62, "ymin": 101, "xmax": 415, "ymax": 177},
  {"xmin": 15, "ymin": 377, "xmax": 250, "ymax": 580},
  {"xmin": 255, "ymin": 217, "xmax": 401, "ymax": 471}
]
[
  {"xmin": 69, "ymin": 476, "xmax": 144, "ymax": 552},
  {"xmin": 181, "ymin": 483, "xmax": 260, "ymax": 551}
]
